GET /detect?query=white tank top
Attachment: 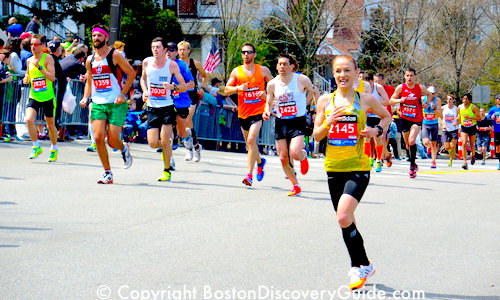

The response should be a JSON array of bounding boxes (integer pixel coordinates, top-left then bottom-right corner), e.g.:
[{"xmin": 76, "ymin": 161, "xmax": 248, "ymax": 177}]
[
  {"xmin": 90, "ymin": 52, "xmax": 121, "ymax": 104},
  {"xmin": 273, "ymin": 73, "xmax": 307, "ymax": 119},
  {"xmin": 368, "ymin": 82, "xmax": 383, "ymax": 118},
  {"xmin": 145, "ymin": 57, "xmax": 173, "ymax": 108},
  {"xmin": 442, "ymin": 105, "xmax": 458, "ymax": 131}
]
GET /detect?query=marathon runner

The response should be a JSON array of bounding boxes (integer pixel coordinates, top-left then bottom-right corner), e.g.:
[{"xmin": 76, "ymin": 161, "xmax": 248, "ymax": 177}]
[
  {"xmin": 313, "ymin": 55, "xmax": 391, "ymax": 290},
  {"xmin": 23, "ymin": 34, "xmax": 59, "ymax": 162},
  {"xmin": 225, "ymin": 43, "xmax": 273, "ymax": 187},
  {"xmin": 440, "ymin": 94, "xmax": 459, "ymax": 166},
  {"xmin": 79, "ymin": 24, "xmax": 135, "ymax": 184},
  {"xmin": 178, "ymin": 41, "xmax": 206, "ymax": 162},
  {"xmin": 263, "ymin": 53, "xmax": 317, "ymax": 196},
  {"xmin": 390, "ymin": 68, "xmax": 433, "ymax": 178},
  {"xmin": 457, "ymin": 93, "xmax": 480, "ymax": 170},
  {"xmin": 421, "ymin": 86, "xmax": 442, "ymax": 168},
  {"xmin": 140, "ymin": 37, "xmax": 186, "ymax": 181},
  {"xmin": 476, "ymin": 108, "xmax": 492, "ymax": 165}
]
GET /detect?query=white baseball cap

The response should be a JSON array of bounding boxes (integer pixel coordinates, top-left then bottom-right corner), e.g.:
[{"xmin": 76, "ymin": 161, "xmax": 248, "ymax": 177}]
[{"xmin": 428, "ymin": 86, "xmax": 437, "ymax": 93}]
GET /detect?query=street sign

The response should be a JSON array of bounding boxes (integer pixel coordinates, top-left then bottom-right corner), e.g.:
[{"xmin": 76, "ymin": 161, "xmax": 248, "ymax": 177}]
[{"xmin": 472, "ymin": 85, "xmax": 491, "ymax": 104}]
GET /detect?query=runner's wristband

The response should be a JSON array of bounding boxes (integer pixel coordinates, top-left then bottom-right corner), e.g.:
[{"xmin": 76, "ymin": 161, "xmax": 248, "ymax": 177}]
[
  {"xmin": 119, "ymin": 93, "xmax": 126, "ymax": 98},
  {"xmin": 323, "ymin": 122, "xmax": 330, "ymax": 130},
  {"xmin": 375, "ymin": 125, "xmax": 383, "ymax": 137}
]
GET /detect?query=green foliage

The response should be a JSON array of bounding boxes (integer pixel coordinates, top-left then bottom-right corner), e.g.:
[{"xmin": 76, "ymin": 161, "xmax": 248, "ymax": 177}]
[
  {"xmin": 359, "ymin": 5, "xmax": 399, "ymax": 75},
  {"xmin": 77, "ymin": 0, "xmax": 182, "ymax": 60}
]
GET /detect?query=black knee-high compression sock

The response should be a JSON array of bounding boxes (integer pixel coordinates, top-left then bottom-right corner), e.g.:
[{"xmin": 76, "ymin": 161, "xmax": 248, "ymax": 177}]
[
  {"xmin": 191, "ymin": 128, "xmax": 198, "ymax": 148},
  {"xmin": 410, "ymin": 144, "xmax": 417, "ymax": 165},
  {"xmin": 342, "ymin": 223, "xmax": 369, "ymax": 267}
]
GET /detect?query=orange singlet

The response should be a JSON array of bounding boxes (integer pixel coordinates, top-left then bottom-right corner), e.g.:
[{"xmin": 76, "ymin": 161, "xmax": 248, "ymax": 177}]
[{"xmin": 235, "ymin": 64, "xmax": 266, "ymax": 119}]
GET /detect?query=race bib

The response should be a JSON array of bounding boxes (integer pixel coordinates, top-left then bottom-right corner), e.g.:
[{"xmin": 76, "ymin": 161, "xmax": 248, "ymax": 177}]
[
  {"xmin": 243, "ymin": 87, "xmax": 260, "ymax": 104},
  {"xmin": 32, "ymin": 77, "xmax": 47, "ymax": 92},
  {"xmin": 444, "ymin": 114, "xmax": 454, "ymax": 122},
  {"xmin": 327, "ymin": 115, "xmax": 358, "ymax": 146},
  {"xmin": 495, "ymin": 113, "xmax": 500, "ymax": 124},
  {"xmin": 149, "ymin": 83, "xmax": 167, "ymax": 101},
  {"xmin": 463, "ymin": 119, "xmax": 473, "ymax": 127},
  {"xmin": 278, "ymin": 102, "xmax": 297, "ymax": 119},
  {"xmin": 478, "ymin": 127, "xmax": 489, "ymax": 132},
  {"xmin": 171, "ymin": 90, "xmax": 180, "ymax": 99},
  {"xmin": 424, "ymin": 113, "xmax": 436, "ymax": 121},
  {"xmin": 402, "ymin": 104, "xmax": 417, "ymax": 118},
  {"xmin": 93, "ymin": 74, "xmax": 112, "ymax": 93}
]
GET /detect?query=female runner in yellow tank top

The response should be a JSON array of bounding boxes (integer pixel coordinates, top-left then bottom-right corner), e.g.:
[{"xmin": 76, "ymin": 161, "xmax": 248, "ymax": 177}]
[{"xmin": 313, "ymin": 55, "xmax": 391, "ymax": 290}]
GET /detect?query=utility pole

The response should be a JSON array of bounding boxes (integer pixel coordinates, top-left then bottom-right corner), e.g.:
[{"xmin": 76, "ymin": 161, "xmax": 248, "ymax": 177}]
[{"xmin": 109, "ymin": 0, "xmax": 121, "ymax": 43}]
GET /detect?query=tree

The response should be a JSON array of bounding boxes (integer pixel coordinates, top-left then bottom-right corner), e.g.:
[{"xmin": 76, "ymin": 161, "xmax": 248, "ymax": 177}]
[
  {"xmin": 262, "ymin": 0, "xmax": 352, "ymax": 76},
  {"xmin": 358, "ymin": 5, "xmax": 398, "ymax": 77},
  {"xmin": 75, "ymin": 0, "xmax": 182, "ymax": 60},
  {"xmin": 4, "ymin": 0, "xmax": 85, "ymax": 23}
]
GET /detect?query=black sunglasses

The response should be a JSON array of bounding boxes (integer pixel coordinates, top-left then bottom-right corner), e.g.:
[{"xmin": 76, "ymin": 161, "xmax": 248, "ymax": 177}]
[
  {"xmin": 167, "ymin": 48, "xmax": 177, "ymax": 52},
  {"xmin": 241, "ymin": 50, "xmax": 255, "ymax": 55}
]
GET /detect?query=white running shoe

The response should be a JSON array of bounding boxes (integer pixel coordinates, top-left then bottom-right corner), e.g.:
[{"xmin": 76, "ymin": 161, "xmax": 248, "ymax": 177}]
[
  {"xmin": 348, "ymin": 262, "xmax": 376, "ymax": 290},
  {"xmin": 122, "ymin": 143, "xmax": 133, "ymax": 169},
  {"xmin": 170, "ymin": 156, "xmax": 176, "ymax": 171},
  {"xmin": 193, "ymin": 145, "xmax": 202, "ymax": 162},
  {"xmin": 97, "ymin": 171, "xmax": 113, "ymax": 184},
  {"xmin": 183, "ymin": 136, "xmax": 193, "ymax": 150},
  {"xmin": 184, "ymin": 149, "xmax": 193, "ymax": 161}
]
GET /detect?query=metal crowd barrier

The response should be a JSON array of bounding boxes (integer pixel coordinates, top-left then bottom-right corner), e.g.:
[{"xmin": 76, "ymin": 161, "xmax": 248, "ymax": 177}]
[{"xmin": 1, "ymin": 79, "xmax": 276, "ymax": 146}]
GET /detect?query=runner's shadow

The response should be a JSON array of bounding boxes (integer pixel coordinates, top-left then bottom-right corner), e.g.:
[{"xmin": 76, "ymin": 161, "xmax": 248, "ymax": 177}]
[
  {"xmin": 0, "ymin": 176, "xmax": 23, "ymax": 181},
  {"xmin": 0, "ymin": 201, "xmax": 17, "ymax": 205},
  {"xmin": 365, "ymin": 283, "xmax": 499, "ymax": 300},
  {"xmin": 0, "ymin": 226, "xmax": 52, "ymax": 231},
  {"xmin": 113, "ymin": 182, "xmax": 201, "ymax": 190},
  {"xmin": 369, "ymin": 183, "xmax": 433, "ymax": 191},
  {"xmin": 0, "ymin": 245, "xmax": 20, "ymax": 248}
]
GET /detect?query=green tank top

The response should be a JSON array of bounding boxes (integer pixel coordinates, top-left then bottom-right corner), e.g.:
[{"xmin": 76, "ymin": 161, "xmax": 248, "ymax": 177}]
[
  {"xmin": 460, "ymin": 104, "xmax": 477, "ymax": 127},
  {"xmin": 29, "ymin": 53, "xmax": 55, "ymax": 102}
]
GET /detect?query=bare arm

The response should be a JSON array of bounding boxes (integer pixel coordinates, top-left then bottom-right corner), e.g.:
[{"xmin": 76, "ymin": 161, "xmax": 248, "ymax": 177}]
[
  {"xmin": 299, "ymin": 75, "xmax": 318, "ymax": 106},
  {"xmin": 194, "ymin": 59, "xmax": 207, "ymax": 89},
  {"xmin": 23, "ymin": 57, "xmax": 32, "ymax": 84},
  {"xmin": 40, "ymin": 55, "xmax": 56, "ymax": 82},
  {"xmin": 262, "ymin": 80, "xmax": 275, "ymax": 120},
  {"xmin": 389, "ymin": 84, "xmax": 404, "ymax": 105},
  {"xmin": 140, "ymin": 58, "xmax": 149, "ymax": 102},
  {"xmin": 224, "ymin": 68, "xmax": 244, "ymax": 95},
  {"xmin": 79, "ymin": 57, "xmax": 93, "ymax": 107},
  {"xmin": 377, "ymin": 83, "xmax": 390, "ymax": 106},
  {"xmin": 435, "ymin": 97, "xmax": 443, "ymax": 118}
]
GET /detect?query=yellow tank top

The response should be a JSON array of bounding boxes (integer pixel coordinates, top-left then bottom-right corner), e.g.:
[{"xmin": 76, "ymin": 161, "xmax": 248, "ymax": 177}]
[
  {"xmin": 460, "ymin": 104, "xmax": 477, "ymax": 127},
  {"xmin": 354, "ymin": 79, "xmax": 365, "ymax": 93},
  {"xmin": 324, "ymin": 91, "xmax": 371, "ymax": 172}
]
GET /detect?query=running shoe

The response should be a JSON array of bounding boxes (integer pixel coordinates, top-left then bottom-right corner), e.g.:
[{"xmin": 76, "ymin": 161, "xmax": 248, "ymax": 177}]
[
  {"xmin": 300, "ymin": 152, "xmax": 309, "ymax": 175},
  {"xmin": 193, "ymin": 145, "xmax": 201, "ymax": 162},
  {"xmin": 156, "ymin": 147, "xmax": 162, "ymax": 152},
  {"xmin": 462, "ymin": 163, "xmax": 468, "ymax": 170},
  {"xmin": 348, "ymin": 267, "xmax": 368, "ymax": 290},
  {"xmin": 97, "ymin": 171, "xmax": 113, "ymax": 184},
  {"xmin": 288, "ymin": 185, "xmax": 301, "ymax": 196},
  {"xmin": 386, "ymin": 154, "xmax": 392, "ymax": 167},
  {"xmin": 360, "ymin": 262, "xmax": 376, "ymax": 280},
  {"xmin": 172, "ymin": 137, "xmax": 178, "ymax": 151},
  {"xmin": 170, "ymin": 156, "xmax": 176, "ymax": 171},
  {"xmin": 256, "ymin": 157, "xmax": 267, "ymax": 181},
  {"xmin": 86, "ymin": 143, "xmax": 97, "ymax": 152},
  {"xmin": 370, "ymin": 157, "xmax": 374, "ymax": 167},
  {"xmin": 122, "ymin": 143, "xmax": 133, "ymax": 169},
  {"xmin": 29, "ymin": 146, "xmax": 43, "ymax": 159},
  {"xmin": 497, "ymin": 163, "xmax": 500, "ymax": 170},
  {"xmin": 48, "ymin": 150, "xmax": 58, "ymax": 162},
  {"xmin": 158, "ymin": 170, "xmax": 171, "ymax": 182},
  {"xmin": 481, "ymin": 160, "xmax": 485, "ymax": 165},
  {"xmin": 409, "ymin": 163, "xmax": 418, "ymax": 178},
  {"xmin": 242, "ymin": 173, "xmax": 253, "ymax": 186},
  {"xmin": 448, "ymin": 160, "xmax": 452, "ymax": 167},
  {"xmin": 471, "ymin": 156, "xmax": 476, "ymax": 165},
  {"xmin": 431, "ymin": 162, "xmax": 437, "ymax": 169},
  {"xmin": 183, "ymin": 136, "xmax": 193, "ymax": 150},
  {"xmin": 375, "ymin": 161, "xmax": 382, "ymax": 172},
  {"xmin": 184, "ymin": 149, "xmax": 193, "ymax": 161},
  {"xmin": 3, "ymin": 134, "xmax": 12, "ymax": 143}
]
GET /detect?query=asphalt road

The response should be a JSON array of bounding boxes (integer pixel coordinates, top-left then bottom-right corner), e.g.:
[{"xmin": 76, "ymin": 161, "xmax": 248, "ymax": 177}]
[{"xmin": 1, "ymin": 140, "xmax": 499, "ymax": 300}]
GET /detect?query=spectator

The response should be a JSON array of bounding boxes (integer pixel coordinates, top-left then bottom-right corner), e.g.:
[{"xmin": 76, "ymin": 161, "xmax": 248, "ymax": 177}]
[
  {"xmin": 0, "ymin": 38, "xmax": 4, "ymax": 50},
  {"xmin": 20, "ymin": 36, "xmax": 33, "ymax": 71},
  {"xmin": 387, "ymin": 120, "xmax": 400, "ymax": 159},
  {"xmin": 7, "ymin": 17, "xmax": 23, "ymax": 38},
  {"xmin": 47, "ymin": 40, "xmax": 67, "ymax": 139},
  {"xmin": 5, "ymin": 38, "xmax": 24, "ymax": 76},
  {"xmin": 25, "ymin": 16, "xmax": 40, "ymax": 34},
  {"xmin": 60, "ymin": 45, "xmax": 87, "ymax": 80},
  {"xmin": 114, "ymin": 40, "xmax": 126, "ymax": 58},
  {"xmin": 123, "ymin": 100, "xmax": 147, "ymax": 143}
]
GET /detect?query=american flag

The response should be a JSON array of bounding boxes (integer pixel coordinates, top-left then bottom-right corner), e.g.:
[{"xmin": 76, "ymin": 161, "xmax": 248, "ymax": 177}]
[{"xmin": 204, "ymin": 35, "xmax": 221, "ymax": 73}]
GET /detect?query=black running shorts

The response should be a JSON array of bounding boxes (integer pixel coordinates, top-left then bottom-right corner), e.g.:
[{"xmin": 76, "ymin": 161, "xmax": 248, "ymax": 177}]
[{"xmin": 327, "ymin": 171, "xmax": 370, "ymax": 211}]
